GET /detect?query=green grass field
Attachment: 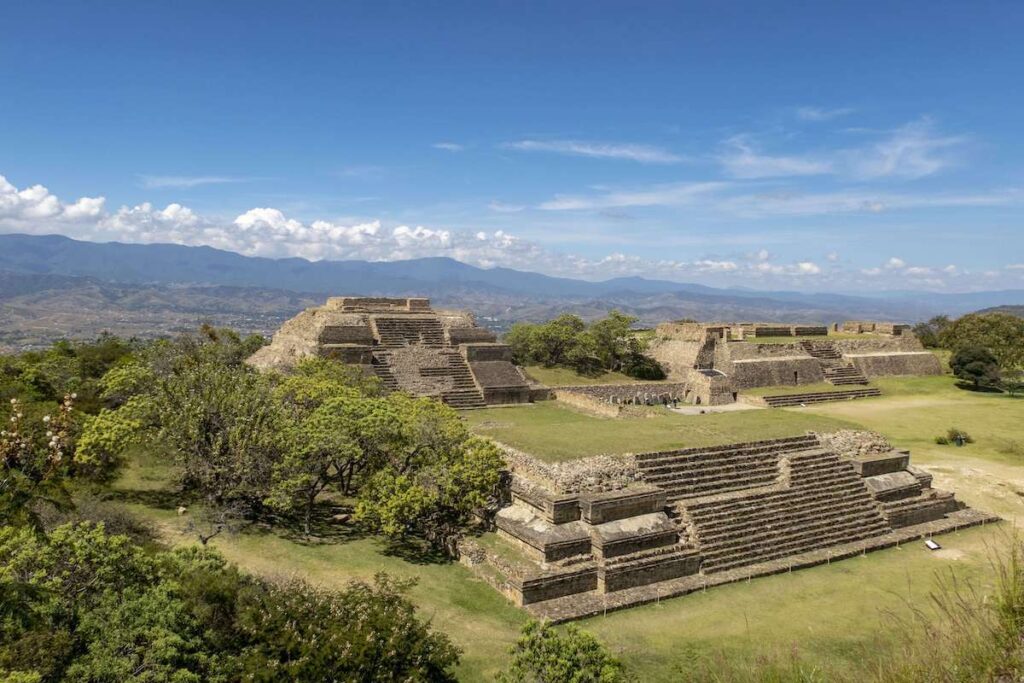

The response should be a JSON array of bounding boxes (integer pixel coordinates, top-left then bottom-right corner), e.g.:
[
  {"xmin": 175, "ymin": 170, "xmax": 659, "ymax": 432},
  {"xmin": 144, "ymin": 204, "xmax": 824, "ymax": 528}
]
[
  {"xmin": 108, "ymin": 373, "xmax": 1024, "ymax": 681},
  {"xmin": 463, "ymin": 401, "xmax": 856, "ymax": 460}
]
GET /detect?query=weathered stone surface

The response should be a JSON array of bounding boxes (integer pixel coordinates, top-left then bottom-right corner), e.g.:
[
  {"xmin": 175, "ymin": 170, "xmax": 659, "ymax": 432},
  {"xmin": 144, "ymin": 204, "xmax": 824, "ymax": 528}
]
[{"xmin": 248, "ymin": 296, "xmax": 533, "ymax": 407}]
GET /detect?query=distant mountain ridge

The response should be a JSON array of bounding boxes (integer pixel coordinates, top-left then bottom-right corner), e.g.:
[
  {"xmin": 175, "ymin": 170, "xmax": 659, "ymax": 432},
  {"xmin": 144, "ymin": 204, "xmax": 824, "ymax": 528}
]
[{"xmin": 2, "ymin": 233, "xmax": 1024, "ymax": 331}]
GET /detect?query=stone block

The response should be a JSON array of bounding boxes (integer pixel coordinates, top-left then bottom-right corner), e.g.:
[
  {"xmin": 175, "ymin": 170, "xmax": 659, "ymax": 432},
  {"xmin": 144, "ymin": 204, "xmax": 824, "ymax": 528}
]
[
  {"xmin": 851, "ymin": 450, "xmax": 910, "ymax": 477},
  {"xmin": 578, "ymin": 486, "xmax": 666, "ymax": 525}
]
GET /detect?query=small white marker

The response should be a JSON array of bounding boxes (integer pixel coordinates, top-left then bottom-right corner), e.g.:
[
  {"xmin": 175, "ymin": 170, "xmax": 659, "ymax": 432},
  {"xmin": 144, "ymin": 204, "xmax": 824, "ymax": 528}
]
[{"xmin": 925, "ymin": 539, "xmax": 941, "ymax": 551}]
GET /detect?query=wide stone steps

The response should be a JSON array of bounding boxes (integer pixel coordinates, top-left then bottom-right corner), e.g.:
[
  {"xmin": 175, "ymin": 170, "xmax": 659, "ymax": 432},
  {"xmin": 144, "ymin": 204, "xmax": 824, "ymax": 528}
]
[
  {"xmin": 373, "ymin": 317, "xmax": 446, "ymax": 347},
  {"xmin": 761, "ymin": 388, "xmax": 880, "ymax": 407},
  {"xmin": 639, "ymin": 439, "xmax": 823, "ymax": 502},
  {"xmin": 700, "ymin": 518, "xmax": 890, "ymax": 573},
  {"xmin": 800, "ymin": 340, "xmax": 842, "ymax": 360},
  {"xmin": 824, "ymin": 365, "xmax": 869, "ymax": 386},
  {"xmin": 669, "ymin": 446, "xmax": 890, "ymax": 574}
]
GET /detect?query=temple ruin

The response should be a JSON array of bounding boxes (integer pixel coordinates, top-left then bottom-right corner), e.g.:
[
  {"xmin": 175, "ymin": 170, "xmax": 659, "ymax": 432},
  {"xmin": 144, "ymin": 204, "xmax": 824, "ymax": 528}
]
[
  {"xmin": 247, "ymin": 297, "xmax": 533, "ymax": 408},
  {"xmin": 646, "ymin": 320, "xmax": 942, "ymax": 406},
  {"xmin": 462, "ymin": 431, "xmax": 996, "ymax": 621}
]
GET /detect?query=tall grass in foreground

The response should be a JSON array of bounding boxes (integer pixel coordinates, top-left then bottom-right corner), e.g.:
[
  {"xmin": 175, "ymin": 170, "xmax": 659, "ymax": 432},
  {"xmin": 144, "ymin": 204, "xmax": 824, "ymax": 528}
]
[
  {"xmin": 877, "ymin": 532, "xmax": 1024, "ymax": 682},
  {"xmin": 670, "ymin": 533, "xmax": 1024, "ymax": 683}
]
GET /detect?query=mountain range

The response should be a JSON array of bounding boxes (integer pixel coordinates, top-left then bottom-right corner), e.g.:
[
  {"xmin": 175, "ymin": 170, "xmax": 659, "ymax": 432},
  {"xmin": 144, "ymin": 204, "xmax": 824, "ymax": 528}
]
[{"xmin": 1, "ymin": 233, "xmax": 1022, "ymax": 349}]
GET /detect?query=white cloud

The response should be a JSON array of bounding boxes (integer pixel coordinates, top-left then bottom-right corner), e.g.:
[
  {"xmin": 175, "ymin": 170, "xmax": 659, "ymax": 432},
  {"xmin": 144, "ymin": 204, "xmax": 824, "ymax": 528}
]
[
  {"xmin": 796, "ymin": 106, "xmax": 855, "ymax": 122},
  {"xmin": 718, "ymin": 136, "xmax": 832, "ymax": 178},
  {"xmin": 693, "ymin": 259, "xmax": 738, "ymax": 272},
  {"xmin": 723, "ymin": 188, "xmax": 1021, "ymax": 217},
  {"xmin": 886, "ymin": 257, "xmax": 906, "ymax": 269},
  {"xmin": 848, "ymin": 119, "xmax": 967, "ymax": 180},
  {"xmin": 487, "ymin": 200, "xmax": 525, "ymax": 213},
  {"xmin": 1006, "ymin": 264, "xmax": 1024, "ymax": 271},
  {"xmin": 432, "ymin": 142, "xmax": 464, "ymax": 152},
  {"xmin": 826, "ymin": 251, "xmax": 839, "ymax": 262},
  {"xmin": 503, "ymin": 139, "xmax": 683, "ymax": 164},
  {"xmin": 139, "ymin": 175, "xmax": 250, "ymax": 189},
  {"xmin": 796, "ymin": 261, "xmax": 821, "ymax": 274},
  {"xmin": 0, "ymin": 174, "xmax": 106, "ymax": 225},
  {"xmin": 540, "ymin": 181, "xmax": 728, "ymax": 210}
]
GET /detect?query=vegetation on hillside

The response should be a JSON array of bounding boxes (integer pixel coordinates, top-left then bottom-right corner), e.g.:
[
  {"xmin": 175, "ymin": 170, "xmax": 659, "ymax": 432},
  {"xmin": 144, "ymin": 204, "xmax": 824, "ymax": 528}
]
[
  {"xmin": 915, "ymin": 312, "xmax": 1024, "ymax": 392},
  {"xmin": 505, "ymin": 312, "xmax": 666, "ymax": 380}
]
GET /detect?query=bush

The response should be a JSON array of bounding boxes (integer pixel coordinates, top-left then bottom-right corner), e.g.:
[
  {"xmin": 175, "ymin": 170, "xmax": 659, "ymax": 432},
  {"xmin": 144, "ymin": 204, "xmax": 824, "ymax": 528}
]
[
  {"xmin": 935, "ymin": 428, "xmax": 973, "ymax": 446},
  {"xmin": 498, "ymin": 620, "xmax": 633, "ymax": 683},
  {"xmin": 950, "ymin": 346, "xmax": 1001, "ymax": 389}
]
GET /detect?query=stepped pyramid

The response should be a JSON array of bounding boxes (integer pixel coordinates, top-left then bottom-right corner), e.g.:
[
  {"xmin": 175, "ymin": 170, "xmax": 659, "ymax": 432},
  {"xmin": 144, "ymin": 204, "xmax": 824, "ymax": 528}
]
[
  {"xmin": 248, "ymin": 297, "xmax": 534, "ymax": 408},
  {"xmin": 465, "ymin": 431, "xmax": 996, "ymax": 622}
]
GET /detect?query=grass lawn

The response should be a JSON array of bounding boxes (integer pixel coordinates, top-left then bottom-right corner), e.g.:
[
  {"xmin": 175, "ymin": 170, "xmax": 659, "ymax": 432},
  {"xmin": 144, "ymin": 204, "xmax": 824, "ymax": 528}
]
[
  {"xmin": 463, "ymin": 400, "xmax": 857, "ymax": 460},
  {"xmin": 522, "ymin": 365, "xmax": 666, "ymax": 387},
  {"xmin": 105, "ymin": 372, "xmax": 1024, "ymax": 682}
]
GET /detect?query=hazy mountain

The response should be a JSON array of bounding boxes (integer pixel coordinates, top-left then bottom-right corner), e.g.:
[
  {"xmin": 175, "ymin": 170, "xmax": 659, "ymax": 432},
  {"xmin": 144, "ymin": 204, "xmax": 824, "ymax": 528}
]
[{"xmin": 3, "ymin": 233, "xmax": 1024, "ymax": 349}]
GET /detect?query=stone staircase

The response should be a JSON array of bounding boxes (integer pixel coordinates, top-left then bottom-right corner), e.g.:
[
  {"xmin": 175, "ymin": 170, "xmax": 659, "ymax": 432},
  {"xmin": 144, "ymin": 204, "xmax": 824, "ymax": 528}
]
[
  {"xmin": 681, "ymin": 449, "xmax": 890, "ymax": 573},
  {"xmin": 800, "ymin": 340, "xmax": 842, "ymax": 360},
  {"xmin": 760, "ymin": 387, "xmax": 881, "ymax": 407},
  {"xmin": 823, "ymin": 365, "xmax": 870, "ymax": 386},
  {"xmin": 371, "ymin": 348, "xmax": 485, "ymax": 409},
  {"xmin": 800, "ymin": 339, "xmax": 869, "ymax": 385},
  {"xmin": 426, "ymin": 351, "xmax": 486, "ymax": 409},
  {"xmin": 372, "ymin": 316, "xmax": 446, "ymax": 347},
  {"xmin": 635, "ymin": 435, "xmax": 819, "ymax": 505}
]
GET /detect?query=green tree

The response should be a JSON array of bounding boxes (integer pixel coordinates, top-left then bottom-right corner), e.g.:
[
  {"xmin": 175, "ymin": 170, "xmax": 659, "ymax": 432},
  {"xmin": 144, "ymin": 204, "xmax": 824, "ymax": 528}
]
[
  {"xmin": 498, "ymin": 620, "xmax": 633, "ymax": 683},
  {"xmin": 354, "ymin": 396, "xmax": 504, "ymax": 550},
  {"xmin": 0, "ymin": 395, "xmax": 76, "ymax": 529},
  {"xmin": 231, "ymin": 574, "xmax": 460, "ymax": 682},
  {"xmin": 941, "ymin": 313, "xmax": 1024, "ymax": 376},
  {"xmin": 950, "ymin": 346, "xmax": 1001, "ymax": 388},
  {"xmin": 912, "ymin": 315, "xmax": 952, "ymax": 349}
]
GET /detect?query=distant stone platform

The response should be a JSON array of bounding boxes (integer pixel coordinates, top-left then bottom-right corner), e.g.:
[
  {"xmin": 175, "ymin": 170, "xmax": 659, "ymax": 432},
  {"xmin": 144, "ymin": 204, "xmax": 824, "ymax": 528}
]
[{"xmin": 248, "ymin": 296, "xmax": 535, "ymax": 408}]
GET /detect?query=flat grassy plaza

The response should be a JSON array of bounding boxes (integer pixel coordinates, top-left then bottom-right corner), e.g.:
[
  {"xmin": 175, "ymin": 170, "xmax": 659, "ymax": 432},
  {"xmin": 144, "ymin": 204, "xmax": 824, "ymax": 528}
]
[{"xmin": 111, "ymin": 374, "xmax": 1024, "ymax": 681}]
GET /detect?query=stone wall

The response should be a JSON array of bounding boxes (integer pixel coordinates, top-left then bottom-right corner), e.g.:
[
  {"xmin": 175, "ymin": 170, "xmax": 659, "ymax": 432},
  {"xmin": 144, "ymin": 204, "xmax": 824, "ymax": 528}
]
[
  {"xmin": 727, "ymin": 357, "xmax": 826, "ymax": 388},
  {"xmin": 501, "ymin": 444, "xmax": 640, "ymax": 494},
  {"xmin": 846, "ymin": 352, "xmax": 943, "ymax": 377}
]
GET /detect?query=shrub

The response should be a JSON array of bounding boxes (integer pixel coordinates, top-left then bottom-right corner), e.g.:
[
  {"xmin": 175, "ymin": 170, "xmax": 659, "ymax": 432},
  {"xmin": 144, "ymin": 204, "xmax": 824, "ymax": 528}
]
[{"xmin": 936, "ymin": 428, "xmax": 973, "ymax": 446}]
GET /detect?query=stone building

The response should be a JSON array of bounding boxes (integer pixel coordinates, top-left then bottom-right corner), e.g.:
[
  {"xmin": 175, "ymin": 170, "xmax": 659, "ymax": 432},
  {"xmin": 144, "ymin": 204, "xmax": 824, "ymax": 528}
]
[
  {"xmin": 247, "ymin": 297, "xmax": 533, "ymax": 408},
  {"xmin": 461, "ymin": 431, "xmax": 995, "ymax": 622},
  {"xmin": 646, "ymin": 321, "xmax": 942, "ymax": 405}
]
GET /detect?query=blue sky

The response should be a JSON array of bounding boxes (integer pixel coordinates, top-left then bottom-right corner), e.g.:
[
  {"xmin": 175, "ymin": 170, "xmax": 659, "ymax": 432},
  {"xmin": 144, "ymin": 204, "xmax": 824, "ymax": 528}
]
[{"xmin": 2, "ymin": 1, "xmax": 1023, "ymax": 291}]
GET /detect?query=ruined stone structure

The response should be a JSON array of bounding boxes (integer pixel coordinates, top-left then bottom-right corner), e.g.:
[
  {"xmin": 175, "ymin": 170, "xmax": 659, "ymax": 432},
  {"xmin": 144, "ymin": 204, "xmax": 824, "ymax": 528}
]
[
  {"xmin": 462, "ymin": 431, "xmax": 995, "ymax": 621},
  {"xmin": 248, "ymin": 297, "xmax": 532, "ymax": 408},
  {"xmin": 646, "ymin": 321, "xmax": 942, "ymax": 405}
]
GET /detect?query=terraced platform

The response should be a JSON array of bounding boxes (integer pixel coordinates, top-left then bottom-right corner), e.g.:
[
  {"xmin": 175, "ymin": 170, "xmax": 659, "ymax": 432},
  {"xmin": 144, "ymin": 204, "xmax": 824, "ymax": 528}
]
[
  {"xmin": 758, "ymin": 387, "xmax": 882, "ymax": 407},
  {"xmin": 466, "ymin": 433, "xmax": 996, "ymax": 620}
]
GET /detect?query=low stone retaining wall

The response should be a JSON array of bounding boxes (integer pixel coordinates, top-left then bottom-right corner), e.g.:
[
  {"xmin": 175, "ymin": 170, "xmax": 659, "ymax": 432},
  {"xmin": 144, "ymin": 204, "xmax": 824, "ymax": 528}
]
[{"xmin": 500, "ymin": 443, "xmax": 640, "ymax": 494}]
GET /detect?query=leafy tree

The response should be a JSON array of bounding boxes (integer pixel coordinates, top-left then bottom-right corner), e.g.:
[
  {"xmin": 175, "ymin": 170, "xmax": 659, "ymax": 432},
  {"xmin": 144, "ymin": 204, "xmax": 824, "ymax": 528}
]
[
  {"xmin": 0, "ymin": 395, "xmax": 76, "ymax": 529},
  {"xmin": 912, "ymin": 315, "xmax": 952, "ymax": 349},
  {"xmin": 231, "ymin": 574, "xmax": 460, "ymax": 682},
  {"xmin": 0, "ymin": 524, "xmax": 461, "ymax": 682},
  {"xmin": 498, "ymin": 620, "xmax": 633, "ymax": 683},
  {"xmin": 950, "ymin": 346, "xmax": 1001, "ymax": 388},
  {"xmin": 357, "ymin": 434, "xmax": 504, "ymax": 551},
  {"xmin": 941, "ymin": 313, "xmax": 1024, "ymax": 377},
  {"xmin": 505, "ymin": 311, "xmax": 661, "ymax": 378}
]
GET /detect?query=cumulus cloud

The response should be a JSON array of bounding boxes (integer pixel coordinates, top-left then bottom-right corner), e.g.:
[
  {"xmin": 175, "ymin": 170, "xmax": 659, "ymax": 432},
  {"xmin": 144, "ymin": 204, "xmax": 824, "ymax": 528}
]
[
  {"xmin": 0, "ymin": 172, "xmax": 1013, "ymax": 291},
  {"xmin": 503, "ymin": 139, "xmax": 683, "ymax": 164},
  {"xmin": 0, "ymin": 174, "xmax": 105, "ymax": 225}
]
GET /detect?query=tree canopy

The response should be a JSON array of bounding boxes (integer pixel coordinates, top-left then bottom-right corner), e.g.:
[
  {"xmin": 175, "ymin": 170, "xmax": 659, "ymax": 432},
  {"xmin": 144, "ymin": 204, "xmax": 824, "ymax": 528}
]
[{"xmin": 505, "ymin": 312, "xmax": 664, "ymax": 379}]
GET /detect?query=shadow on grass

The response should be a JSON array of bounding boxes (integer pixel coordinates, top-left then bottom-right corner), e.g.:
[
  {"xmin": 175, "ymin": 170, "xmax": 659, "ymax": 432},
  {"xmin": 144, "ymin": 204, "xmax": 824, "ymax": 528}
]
[
  {"xmin": 953, "ymin": 382, "xmax": 1005, "ymax": 394},
  {"xmin": 102, "ymin": 487, "xmax": 188, "ymax": 511},
  {"xmin": 380, "ymin": 536, "xmax": 453, "ymax": 566},
  {"xmin": 252, "ymin": 502, "xmax": 372, "ymax": 545}
]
